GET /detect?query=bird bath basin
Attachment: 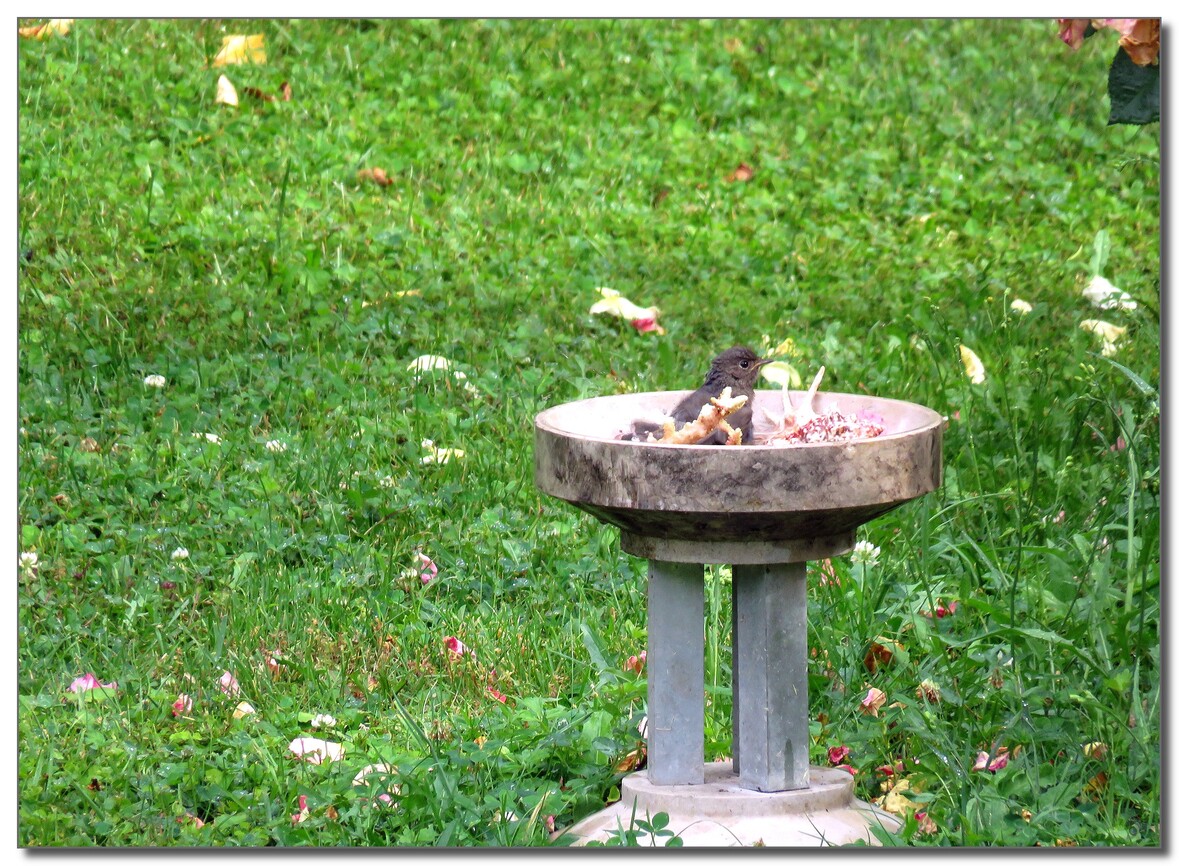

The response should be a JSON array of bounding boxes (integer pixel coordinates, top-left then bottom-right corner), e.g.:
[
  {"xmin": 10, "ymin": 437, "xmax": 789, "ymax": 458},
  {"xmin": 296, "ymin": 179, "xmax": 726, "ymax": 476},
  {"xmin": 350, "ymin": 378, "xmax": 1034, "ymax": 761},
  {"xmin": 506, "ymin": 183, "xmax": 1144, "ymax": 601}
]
[{"xmin": 534, "ymin": 389, "xmax": 944, "ymax": 846}]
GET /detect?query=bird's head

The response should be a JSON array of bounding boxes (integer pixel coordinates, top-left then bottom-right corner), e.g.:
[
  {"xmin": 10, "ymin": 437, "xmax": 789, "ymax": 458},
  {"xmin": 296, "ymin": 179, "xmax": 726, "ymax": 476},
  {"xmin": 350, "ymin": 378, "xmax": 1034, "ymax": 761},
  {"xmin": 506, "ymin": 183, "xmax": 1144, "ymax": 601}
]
[{"xmin": 705, "ymin": 345, "xmax": 770, "ymax": 389}]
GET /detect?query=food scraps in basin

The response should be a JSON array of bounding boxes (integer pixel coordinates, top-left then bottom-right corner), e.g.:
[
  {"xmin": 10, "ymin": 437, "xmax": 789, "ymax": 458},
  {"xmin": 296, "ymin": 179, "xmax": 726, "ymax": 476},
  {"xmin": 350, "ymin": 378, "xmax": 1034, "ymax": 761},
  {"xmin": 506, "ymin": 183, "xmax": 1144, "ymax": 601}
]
[
  {"xmin": 759, "ymin": 367, "xmax": 885, "ymax": 445},
  {"xmin": 639, "ymin": 387, "xmax": 749, "ymax": 445}
]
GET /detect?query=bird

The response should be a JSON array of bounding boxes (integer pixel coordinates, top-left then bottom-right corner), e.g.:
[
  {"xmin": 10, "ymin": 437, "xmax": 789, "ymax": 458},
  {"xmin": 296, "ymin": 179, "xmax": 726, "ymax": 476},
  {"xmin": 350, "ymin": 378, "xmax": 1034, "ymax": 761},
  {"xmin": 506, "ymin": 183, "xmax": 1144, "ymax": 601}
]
[{"xmin": 627, "ymin": 345, "xmax": 770, "ymax": 445}]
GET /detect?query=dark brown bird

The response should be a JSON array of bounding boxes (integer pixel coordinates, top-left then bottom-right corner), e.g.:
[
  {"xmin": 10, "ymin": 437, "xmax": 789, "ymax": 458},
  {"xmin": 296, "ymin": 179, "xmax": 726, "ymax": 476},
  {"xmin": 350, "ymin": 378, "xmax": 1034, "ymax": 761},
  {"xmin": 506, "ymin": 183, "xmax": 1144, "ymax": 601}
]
[{"xmin": 628, "ymin": 345, "xmax": 770, "ymax": 444}]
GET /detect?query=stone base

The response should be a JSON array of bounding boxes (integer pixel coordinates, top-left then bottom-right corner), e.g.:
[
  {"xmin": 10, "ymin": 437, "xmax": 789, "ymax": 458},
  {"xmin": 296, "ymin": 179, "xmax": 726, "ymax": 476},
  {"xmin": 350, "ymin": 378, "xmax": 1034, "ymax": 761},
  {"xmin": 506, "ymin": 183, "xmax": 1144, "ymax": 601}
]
[{"xmin": 559, "ymin": 762, "xmax": 900, "ymax": 848}]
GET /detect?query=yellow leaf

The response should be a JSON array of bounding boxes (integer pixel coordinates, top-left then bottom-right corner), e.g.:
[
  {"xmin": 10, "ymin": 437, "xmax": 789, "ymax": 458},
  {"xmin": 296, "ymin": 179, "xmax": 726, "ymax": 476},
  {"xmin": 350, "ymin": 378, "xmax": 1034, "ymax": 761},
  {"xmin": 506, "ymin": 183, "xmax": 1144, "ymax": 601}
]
[
  {"xmin": 19, "ymin": 19, "xmax": 73, "ymax": 39},
  {"xmin": 760, "ymin": 360, "xmax": 802, "ymax": 390},
  {"xmin": 958, "ymin": 344, "xmax": 986, "ymax": 384},
  {"xmin": 215, "ymin": 75, "xmax": 239, "ymax": 107},
  {"xmin": 212, "ymin": 34, "xmax": 266, "ymax": 66}
]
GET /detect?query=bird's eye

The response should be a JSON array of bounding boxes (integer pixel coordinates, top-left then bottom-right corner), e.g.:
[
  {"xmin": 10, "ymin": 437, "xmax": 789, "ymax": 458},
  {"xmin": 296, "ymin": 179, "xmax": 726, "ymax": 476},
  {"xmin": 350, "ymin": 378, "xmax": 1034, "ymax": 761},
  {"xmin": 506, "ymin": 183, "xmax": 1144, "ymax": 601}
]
[{"xmin": 740, "ymin": 360, "xmax": 750, "ymax": 368}]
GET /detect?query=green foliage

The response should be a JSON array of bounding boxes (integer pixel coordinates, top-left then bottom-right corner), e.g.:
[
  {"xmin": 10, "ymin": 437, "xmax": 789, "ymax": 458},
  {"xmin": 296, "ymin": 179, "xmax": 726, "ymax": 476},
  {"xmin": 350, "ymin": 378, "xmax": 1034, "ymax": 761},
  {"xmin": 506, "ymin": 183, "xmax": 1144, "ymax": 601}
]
[{"xmin": 18, "ymin": 19, "xmax": 1158, "ymax": 848}]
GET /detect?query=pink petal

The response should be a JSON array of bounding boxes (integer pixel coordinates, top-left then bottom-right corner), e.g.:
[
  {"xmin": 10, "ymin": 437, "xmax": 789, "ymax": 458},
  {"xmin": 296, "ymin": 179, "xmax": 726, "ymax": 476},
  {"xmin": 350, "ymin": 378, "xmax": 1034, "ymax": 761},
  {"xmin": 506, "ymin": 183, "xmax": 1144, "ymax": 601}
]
[
  {"xmin": 973, "ymin": 750, "xmax": 990, "ymax": 771},
  {"xmin": 443, "ymin": 635, "xmax": 473, "ymax": 658},
  {"xmin": 171, "ymin": 693, "xmax": 193, "ymax": 717},
  {"xmin": 418, "ymin": 552, "xmax": 438, "ymax": 584},
  {"xmin": 827, "ymin": 745, "xmax": 851, "ymax": 765},
  {"xmin": 987, "ymin": 751, "xmax": 1010, "ymax": 772},
  {"xmin": 68, "ymin": 673, "xmax": 117, "ymax": 693},
  {"xmin": 630, "ymin": 317, "xmax": 660, "ymax": 333},
  {"xmin": 833, "ymin": 764, "xmax": 857, "ymax": 775},
  {"xmin": 218, "ymin": 670, "xmax": 241, "ymax": 697},
  {"xmin": 487, "ymin": 685, "xmax": 507, "ymax": 703},
  {"xmin": 1056, "ymin": 18, "xmax": 1090, "ymax": 49}
]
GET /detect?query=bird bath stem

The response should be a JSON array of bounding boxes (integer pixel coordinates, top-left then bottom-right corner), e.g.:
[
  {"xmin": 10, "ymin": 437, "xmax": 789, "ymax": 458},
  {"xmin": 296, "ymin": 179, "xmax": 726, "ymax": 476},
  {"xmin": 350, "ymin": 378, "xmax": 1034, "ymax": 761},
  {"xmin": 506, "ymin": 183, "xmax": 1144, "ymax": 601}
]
[{"xmin": 534, "ymin": 389, "xmax": 943, "ymax": 844}]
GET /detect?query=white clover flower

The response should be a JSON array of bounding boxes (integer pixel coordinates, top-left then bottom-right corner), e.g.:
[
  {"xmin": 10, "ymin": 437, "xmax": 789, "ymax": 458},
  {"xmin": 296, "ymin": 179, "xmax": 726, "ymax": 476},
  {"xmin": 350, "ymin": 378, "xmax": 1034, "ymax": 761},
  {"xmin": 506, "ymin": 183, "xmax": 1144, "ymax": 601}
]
[
  {"xmin": 379, "ymin": 475, "xmax": 395, "ymax": 488},
  {"xmin": 310, "ymin": 713, "xmax": 337, "ymax": 729},
  {"xmin": 171, "ymin": 547, "xmax": 189, "ymax": 561},
  {"xmin": 19, "ymin": 551, "xmax": 39, "ymax": 573},
  {"xmin": 143, "ymin": 374, "xmax": 167, "ymax": 388},
  {"xmin": 264, "ymin": 439, "xmax": 287, "ymax": 453},
  {"xmin": 193, "ymin": 432, "xmax": 222, "ymax": 445},
  {"xmin": 1009, "ymin": 299, "xmax": 1033, "ymax": 315},
  {"xmin": 850, "ymin": 540, "xmax": 881, "ymax": 567},
  {"xmin": 1082, "ymin": 275, "xmax": 1137, "ymax": 312}
]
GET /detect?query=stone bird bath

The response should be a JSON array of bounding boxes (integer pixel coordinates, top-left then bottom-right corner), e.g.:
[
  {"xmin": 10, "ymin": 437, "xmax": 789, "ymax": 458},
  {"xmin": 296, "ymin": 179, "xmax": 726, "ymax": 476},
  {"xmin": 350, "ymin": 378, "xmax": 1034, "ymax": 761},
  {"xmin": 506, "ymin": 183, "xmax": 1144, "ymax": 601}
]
[{"xmin": 534, "ymin": 388, "xmax": 943, "ymax": 846}]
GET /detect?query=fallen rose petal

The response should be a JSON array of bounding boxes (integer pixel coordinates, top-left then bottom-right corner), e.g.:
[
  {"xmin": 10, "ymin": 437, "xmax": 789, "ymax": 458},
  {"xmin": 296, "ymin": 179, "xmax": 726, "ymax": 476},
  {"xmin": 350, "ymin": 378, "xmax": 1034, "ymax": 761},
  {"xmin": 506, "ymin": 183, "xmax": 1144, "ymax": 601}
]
[
  {"xmin": 68, "ymin": 673, "xmax": 117, "ymax": 693},
  {"xmin": 726, "ymin": 162, "xmax": 754, "ymax": 182},
  {"xmin": 973, "ymin": 750, "xmax": 990, "ymax": 771},
  {"xmin": 623, "ymin": 650, "xmax": 647, "ymax": 675},
  {"xmin": 288, "ymin": 737, "xmax": 345, "ymax": 764},
  {"xmin": 443, "ymin": 635, "xmax": 474, "ymax": 658},
  {"xmin": 172, "ymin": 693, "xmax": 193, "ymax": 717},
  {"xmin": 589, "ymin": 287, "xmax": 665, "ymax": 335},
  {"xmin": 233, "ymin": 701, "xmax": 256, "ymax": 719},
  {"xmin": 19, "ymin": 19, "xmax": 74, "ymax": 39},
  {"xmin": 214, "ymin": 74, "xmax": 239, "ymax": 107},
  {"xmin": 218, "ymin": 670, "xmax": 241, "ymax": 697},
  {"xmin": 487, "ymin": 685, "xmax": 507, "ymax": 703},
  {"xmin": 211, "ymin": 34, "xmax": 266, "ymax": 66},
  {"xmin": 1083, "ymin": 741, "xmax": 1108, "ymax": 760},
  {"xmin": 958, "ymin": 344, "xmax": 986, "ymax": 385},
  {"xmin": 833, "ymin": 764, "xmax": 857, "ymax": 775},
  {"xmin": 418, "ymin": 552, "xmax": 438, "ymax": 584},
  {"xmin": 828, "ymin": 745, "xmax": 851, "ymax": 765},
  {"xmin": 987, "ymin": 749, "xmax": 1010, "ymax": 772},
  {"xmin": 291, "ymin": 794, "xmax": 311, "ymax": 825},
  {"xmin": 859, "ymin": 687, "xmax": 887, "ymax": 717},
  {"xmin": 1082, "ymin": 275, "xmax": 1137, "ymax": 311},
  {"xmin": 1056, "ymin": 18, "xmax": 1091, "ymax": 49}
]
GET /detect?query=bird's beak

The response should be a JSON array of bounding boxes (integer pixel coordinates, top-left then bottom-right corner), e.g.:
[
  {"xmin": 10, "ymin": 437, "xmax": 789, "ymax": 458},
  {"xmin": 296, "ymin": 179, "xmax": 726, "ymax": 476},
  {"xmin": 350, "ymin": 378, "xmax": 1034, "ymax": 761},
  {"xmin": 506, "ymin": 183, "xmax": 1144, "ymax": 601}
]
[{"xmin": 754, "ymin": 358, "xmax": 773, "ymax": 372}]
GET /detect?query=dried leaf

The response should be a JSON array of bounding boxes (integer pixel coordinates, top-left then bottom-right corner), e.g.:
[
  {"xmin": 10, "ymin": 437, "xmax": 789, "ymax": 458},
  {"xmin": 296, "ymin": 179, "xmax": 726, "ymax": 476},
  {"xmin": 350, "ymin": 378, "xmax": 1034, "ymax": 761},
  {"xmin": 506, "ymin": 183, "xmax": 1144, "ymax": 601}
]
[
  {"xmin": 280, "ymin": 80, "xmax": 293, "ymax": 101},
  {"xmin": 19, "ymin": 19, "xmax": 73, "ymax": 39},
  {"xmin": 215, "ymin": 74, "xmax": 239, "ymax": 107},
  {"xmin": 212, "ymin": 34, "xmax": 266, "ymax": 67},
  {"xmin": 864, "ymin": 637, "xmax": 902, "ymax": 673}
]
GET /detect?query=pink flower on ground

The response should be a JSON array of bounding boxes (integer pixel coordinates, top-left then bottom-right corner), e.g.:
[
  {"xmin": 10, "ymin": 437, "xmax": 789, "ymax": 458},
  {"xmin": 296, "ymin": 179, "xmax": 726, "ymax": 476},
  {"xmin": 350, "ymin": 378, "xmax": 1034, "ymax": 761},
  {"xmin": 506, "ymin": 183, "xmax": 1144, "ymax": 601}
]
[
  {"xmin": 875, "ymin": 761, "xmax": 904, "ymax": 777},
  {"xmin": 859, "ymin": 687, "xmax": 887, "ymax": 717},
  {"xmin": 443, "ymin": 636, "xmax": 474, "ymax": 658},
  {"xmin": 218, "ymin": 670, "xmax": 241, "ymax": 697},
  {"xmin": 418, "ymin": 552, "xmax": 438, "ymax": 584},
  {"xmin": 68, "ymin": 673, "xmax": 117, "ymax": 693},
  {"xmin": 291, "ymin": 794, "xmax": 311, "ymax": 825},
  {"xmin": 172, "ymin": 693, "xmax": 193, "ymax": 717},
  {"xmin": 973, "ymin": 747, "xmax": 1010, "ymax": 772},
  {"xmin": 630, "ymin": 317, "xmax": 661, "ymax": 334},
  {"xmin": 487, "ymin": 685, "xmax": 507, "ymax": 703},
  {"xmin": 1110, "ymin": 436, "xmax": 1127, "ymax": 452},
  {"xmin": 623, "ymin": 651, "xmax": 647, "ymax": 675},
  {"xmin": 833, "ymin": 764, "xmax": 857, "ymax": 775},
  {"xmin": 545, "ymin": 814, "xmax": 556, "ymax": 833},
  {"xmin": 934, "ymin": 600, "xmax": 959, "ymax": 618},
  {"xmin": 827, "ymin": 745, "xmax": 851, "ymax": 765}
]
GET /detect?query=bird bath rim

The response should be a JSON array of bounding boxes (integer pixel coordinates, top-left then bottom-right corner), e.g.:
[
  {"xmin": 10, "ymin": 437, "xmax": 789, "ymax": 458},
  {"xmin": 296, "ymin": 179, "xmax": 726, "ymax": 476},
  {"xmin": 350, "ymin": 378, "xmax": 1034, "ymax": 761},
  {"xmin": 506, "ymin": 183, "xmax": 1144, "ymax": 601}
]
[{"xmin": 534, "ymin": 389, "xmax": 944, "ymax": 563}]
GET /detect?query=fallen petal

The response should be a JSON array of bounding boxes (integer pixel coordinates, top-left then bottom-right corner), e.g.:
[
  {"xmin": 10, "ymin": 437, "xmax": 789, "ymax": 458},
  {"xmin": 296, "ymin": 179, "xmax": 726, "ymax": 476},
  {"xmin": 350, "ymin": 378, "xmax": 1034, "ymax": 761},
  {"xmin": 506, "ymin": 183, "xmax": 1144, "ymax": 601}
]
[
  {"xmin": 214, "ymin": 74, "xmax": 239, "ymax": 107},
  {"xmin": 211, "ymin": 34, "xmax": 266, "ymax": 66},
  {"xmin": 233, "ymin": 701, "xmax": 256, "ymax": 719},
  {"xmin": 958, "ymin": 344, "xmax": 986, "ymax": 385},
  {"xmin": 288, "ymin": 737, "xmax": 345, "ymax": 764}
]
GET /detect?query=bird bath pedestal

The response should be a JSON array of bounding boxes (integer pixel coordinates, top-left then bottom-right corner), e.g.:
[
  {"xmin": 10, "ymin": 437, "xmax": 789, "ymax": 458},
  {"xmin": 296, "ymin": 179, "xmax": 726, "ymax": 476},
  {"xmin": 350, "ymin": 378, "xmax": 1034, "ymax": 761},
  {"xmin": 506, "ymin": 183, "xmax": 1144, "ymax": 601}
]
[{"xmin": 534, "ymin": 389, "xmax": 943, "ymax": 847}]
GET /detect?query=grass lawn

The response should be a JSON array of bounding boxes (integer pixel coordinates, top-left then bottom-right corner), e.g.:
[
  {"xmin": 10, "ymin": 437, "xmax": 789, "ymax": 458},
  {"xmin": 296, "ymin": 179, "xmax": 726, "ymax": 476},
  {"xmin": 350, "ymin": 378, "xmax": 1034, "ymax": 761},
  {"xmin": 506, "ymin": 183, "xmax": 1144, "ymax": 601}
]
[{"xmin": 17, "ymin": 18, "xmax": 1159, "ymax": 847}]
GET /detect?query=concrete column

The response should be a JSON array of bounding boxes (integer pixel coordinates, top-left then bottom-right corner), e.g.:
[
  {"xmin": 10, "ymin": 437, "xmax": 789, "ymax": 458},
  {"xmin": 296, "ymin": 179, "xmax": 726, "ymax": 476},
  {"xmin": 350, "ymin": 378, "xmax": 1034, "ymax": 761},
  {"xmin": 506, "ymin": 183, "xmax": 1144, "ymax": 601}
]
[
  {"xmin": 731, "ymin": 562, "xmax": 809, "ymax": 792},
  {"xmin": 646, "ymin": 559, "xmax": 705, "ymax": 785}
]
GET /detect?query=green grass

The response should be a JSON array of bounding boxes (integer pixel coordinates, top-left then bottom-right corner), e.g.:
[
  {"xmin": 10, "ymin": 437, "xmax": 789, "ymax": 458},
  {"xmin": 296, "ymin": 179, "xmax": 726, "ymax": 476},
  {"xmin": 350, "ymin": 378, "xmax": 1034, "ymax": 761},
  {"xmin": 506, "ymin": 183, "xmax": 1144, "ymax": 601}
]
[{"xmin": 18, "ymin": 19, "xmax": 1159, "ymax": 847}]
